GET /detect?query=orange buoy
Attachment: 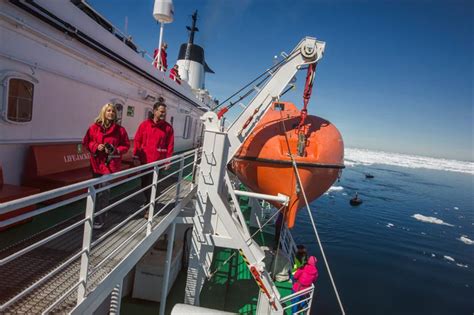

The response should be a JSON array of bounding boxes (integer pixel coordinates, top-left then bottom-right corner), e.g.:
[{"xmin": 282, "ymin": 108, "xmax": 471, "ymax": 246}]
[{"xmin": 230, "ymin": 102, "xmax": 344, "ymax": 228}]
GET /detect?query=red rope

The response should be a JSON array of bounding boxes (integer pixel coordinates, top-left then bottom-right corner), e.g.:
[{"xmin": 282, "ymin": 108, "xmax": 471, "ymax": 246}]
[{"xmin": 298, "ymin": 63, "xmax": 317, "ymax": 129}]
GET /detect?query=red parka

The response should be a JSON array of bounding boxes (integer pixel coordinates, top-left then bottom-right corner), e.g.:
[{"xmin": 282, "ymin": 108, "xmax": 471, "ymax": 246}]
[
  {"xmin": 133, "ymin": 119, "xmax": 174, "ymax": 164},
  {"xmin": 83, "ymin": 123, "xmax": 130, "ymax": 175},
  {"xmin": 292, "ymin": 256, "xmax": 318, "ymax": 292},
  {"xmin": 169, "ymin": 68, "xmax": 181, "ymax": 84},
  {"xmin": 153, "ymin": 48, "xmax": 168, "ymax": 71}
]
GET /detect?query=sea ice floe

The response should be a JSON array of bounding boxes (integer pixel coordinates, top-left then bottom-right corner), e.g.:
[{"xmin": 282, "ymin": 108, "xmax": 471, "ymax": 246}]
[
  {"xmin": 386, "ymin": 223, "xmax": 394, "ymax": 228},
  {"xmin": 421, "ymin": 232, "xmax": 427, "ymax": 235},
  {"xmin": 454, "ymin": 207, "xmax": 459, "ymax": 210},
  {"xmin": 344, "ymin": 160, "xmax": 356, "ymax": 167},
  {"xmin": 443, "ymin": 255, "xmax": 455, "ymax": 262},
  {"xmin": 325, "ymin": 186, "xmax": 344, "ymax": 195},
  {"xmin": 456, "ymin": 263, "xmax": 468, "ymax": 268},
  {"xmin": 431, "ymin": 253, "xmax": 436, "ymax": 257},
  {"xmin": 458, "ymin": 235, "xmax": 474, "ymax": 245},
  {"xmin": 344, "ymin": 148, "xmax": 474, "ymax": 174},
  {"xmin": 412, "ymin": 214, "xmax": 454, "ymax": 227}
]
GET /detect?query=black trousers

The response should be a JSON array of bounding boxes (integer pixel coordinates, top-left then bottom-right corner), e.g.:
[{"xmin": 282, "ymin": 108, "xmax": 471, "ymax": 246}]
[
  {"xmin": 141, "ymin": 170, "xmax": 160, "ymax": 206},
  {"xmin": 93, "ymin": 173, "xmax": 109, "ymax": 225}
]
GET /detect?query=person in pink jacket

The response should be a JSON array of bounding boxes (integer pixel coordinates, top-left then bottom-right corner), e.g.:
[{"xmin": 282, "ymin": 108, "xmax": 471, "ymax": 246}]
[{"xmin": 292, "ymin": 255, "xmax": 318, "ymax": 313}]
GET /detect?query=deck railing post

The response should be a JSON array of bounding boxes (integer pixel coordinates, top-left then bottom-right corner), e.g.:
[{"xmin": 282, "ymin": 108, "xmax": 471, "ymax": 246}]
[
  {"xmin": 175, "ymin": 158, "xmax": 184, "ymax": 204},
  {"xmin": 77, "ymin": 185, "xmax": 96, "ymax": 304},
  {"xmin": 191, "ymin": 149, "xmax": 199, "ymax": 188},
  {"xmin": 159, "ymin": 222, "xmax": 176, "ymax": 315},
  {"xmin": 307, "ymin": 285, "xmax": 315, "ymax": 314},
  {"xmin": 147, "ymin": 165, "xmax": 159, "ymax": 235}
]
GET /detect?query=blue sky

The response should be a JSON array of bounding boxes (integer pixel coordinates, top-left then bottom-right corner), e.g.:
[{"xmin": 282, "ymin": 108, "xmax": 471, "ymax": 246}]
[{"xmin": 90, "ymin": 0, "xmax": 473, "ymax": 161}]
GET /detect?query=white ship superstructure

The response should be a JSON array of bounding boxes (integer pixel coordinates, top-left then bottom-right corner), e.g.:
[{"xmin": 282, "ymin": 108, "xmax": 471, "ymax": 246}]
[{"xmin": 0, "ymin": 0, "xmax": 212, "ymax": 185}]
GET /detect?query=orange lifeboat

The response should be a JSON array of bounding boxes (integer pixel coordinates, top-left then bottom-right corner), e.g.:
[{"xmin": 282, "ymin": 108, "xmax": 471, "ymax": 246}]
[{"xmin": 230, "ymin": 101, "xmax": 344, "ymax": 228}]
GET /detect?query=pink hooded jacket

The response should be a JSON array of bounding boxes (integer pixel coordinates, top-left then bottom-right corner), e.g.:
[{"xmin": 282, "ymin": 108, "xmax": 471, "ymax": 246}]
[{"xmin": 292, "ymin": 256, "xmax": 318, "ymax": 292}]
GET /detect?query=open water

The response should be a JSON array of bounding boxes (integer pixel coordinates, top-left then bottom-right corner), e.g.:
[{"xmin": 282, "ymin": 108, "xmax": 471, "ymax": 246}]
[{"xmin": 293, "ymin": 148, "xmax": 473, "ymax": 315}]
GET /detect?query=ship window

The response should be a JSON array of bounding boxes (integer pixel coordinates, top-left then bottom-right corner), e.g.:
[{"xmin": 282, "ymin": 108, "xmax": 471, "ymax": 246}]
[
  {"xmin": 183, "ymin": 116, "xmax": 193, "ymax": 139},
  {"xmin": 115, "ymin": 103, "xmax": 123, "ymax": 125},
  {"xmin": 6, "ymin": 78, "xmax": 34, "ymax": 123}
]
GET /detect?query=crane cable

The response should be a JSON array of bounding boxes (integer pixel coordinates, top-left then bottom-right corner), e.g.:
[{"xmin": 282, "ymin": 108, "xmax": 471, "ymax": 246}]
[
  {"xmin": 280, "ymin": 118, "xmax": 346, "ymax": 315},
  {"xmin": 214, "ymin": 49, "xmax": 301, "ymax": 118}
]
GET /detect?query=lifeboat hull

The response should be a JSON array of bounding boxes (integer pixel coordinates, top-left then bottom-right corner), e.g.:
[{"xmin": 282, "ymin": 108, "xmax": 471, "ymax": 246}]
[{"xmin": 230, "ymin": 102, "xmax": 344, "ymax": 228}]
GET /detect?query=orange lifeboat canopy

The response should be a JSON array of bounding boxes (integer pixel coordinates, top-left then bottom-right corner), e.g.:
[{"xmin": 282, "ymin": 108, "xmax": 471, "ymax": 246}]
[{"xmin": 230, "ymin": 102, "xmax": 344, "ymax": 228}]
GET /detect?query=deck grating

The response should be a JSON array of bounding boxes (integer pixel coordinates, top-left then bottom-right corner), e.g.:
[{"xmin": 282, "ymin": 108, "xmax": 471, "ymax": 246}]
[{"xmin": 0, "ymin": 179, "xmax": 193, "ymax": 314}]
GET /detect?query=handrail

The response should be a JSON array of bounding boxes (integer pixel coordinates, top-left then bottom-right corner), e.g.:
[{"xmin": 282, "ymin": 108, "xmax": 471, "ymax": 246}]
[
  {"xmin": 93, "ymin": 184, "xmax": 150, "ymax": 218},
  {"xmin": 90, "ymin": 218, "xmax": 148, "ymax": 273},
  {"xmin": 0, "ymin": 148, "xmax": 200, "ymax": 312},
  {"xmin": 0, "ymin": 249, "xmax": 86, "ymax": 311},
  {"xmin": 279, "ymin": 284, "xmax": 315, "ymax": 314},
  {"xmin": 0, "ymin": 148, "xmax": 198, "ymax": 214},
  {"xmin": 94, "ymin": 168, "xmax": 154, "ymax": 194},
  {"xmin": 91, "ymin": 202, "xmax": 149, "ymax": 248},
  {"xmin": 93, "ymin": 153, "xmax": 186, "ymax": 194},
  {"xmin": 90, "ymin": 176, "xmax": 181, "ymax": 248},
  {"xmin": 280, "ymin": 285, "xmax": 313, "ymax": 303},
  {"xmin": 90, "ymin": 172, "xmax": 190, "ymax": 272},
  {"xmin": 0, "ymin": 192, "xmax": 89, "ymax": 228},
  {"xmin": 0, "ymin": 216, "xmax": 88, "ymax": 266}
]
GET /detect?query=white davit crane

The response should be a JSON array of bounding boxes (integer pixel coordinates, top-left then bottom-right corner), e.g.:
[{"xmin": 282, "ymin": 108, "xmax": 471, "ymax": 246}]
[
  {"xmin": 185, "ymin": 37, "xmax": 325, "ymax": 314},
  {"xmin": 201, "ymin": 37, "xmax": 325, "ymax": 164}
]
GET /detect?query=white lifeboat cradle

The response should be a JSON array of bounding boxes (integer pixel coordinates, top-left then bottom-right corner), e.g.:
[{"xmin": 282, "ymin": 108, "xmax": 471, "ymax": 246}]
[{"xmin": 184, "ymin": 37, "xmax": 326, "ymax": 314}]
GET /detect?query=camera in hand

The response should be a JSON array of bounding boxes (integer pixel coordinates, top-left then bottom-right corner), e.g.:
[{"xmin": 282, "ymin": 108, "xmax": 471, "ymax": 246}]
[
  {"xmin": 104, "ymin": 143, "xmax": 116, "ymax": 166},
  {"xmin": 104, "ymin": 143, "xmax": 115, "ymax": 154}
]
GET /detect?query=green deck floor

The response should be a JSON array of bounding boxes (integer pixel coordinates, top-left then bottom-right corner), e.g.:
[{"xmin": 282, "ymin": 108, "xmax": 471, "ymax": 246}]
[
  {"xmin": 121, "ymin": 191, "xmax": 294, "ymax": 315},
  {"xmin": 199, "ymin": 195, "xmax": 294, "ymax": 314}
]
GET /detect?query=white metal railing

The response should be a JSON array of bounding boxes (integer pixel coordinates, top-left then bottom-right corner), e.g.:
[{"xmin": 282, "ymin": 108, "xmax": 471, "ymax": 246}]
[
  {"xmin": 279, "ymin": 222, "xmax": 298, "ymax": 267},
  {"xmin": 280, "ymin": 284, "xmax": 315, "ymax": 314},
  {"xmin": 0, "ymin": 148, "xmax": 200, "ymax": 312},
  {"xmin": 231, "ymin": 185, "xmax": 314, "ymax": 313}
]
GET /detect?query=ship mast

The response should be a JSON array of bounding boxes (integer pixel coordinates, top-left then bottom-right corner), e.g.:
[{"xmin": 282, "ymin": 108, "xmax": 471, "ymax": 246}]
[
  {"xmin": 186, "ymin": 10, "xmax": 198, "ymax": 45},
  {"xmin": 183, "ymin": 10, "xmax": 198, "ymax": 71}
]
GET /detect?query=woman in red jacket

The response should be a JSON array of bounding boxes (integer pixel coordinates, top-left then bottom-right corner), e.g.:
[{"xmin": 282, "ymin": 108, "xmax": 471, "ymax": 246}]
[
  {"xmin": 169, "ymin": 64, "xmax": 181, "ymax": 84},
  {"xmin": 83, "ymin": 103, "xmax": 130, "ymax": 228}
]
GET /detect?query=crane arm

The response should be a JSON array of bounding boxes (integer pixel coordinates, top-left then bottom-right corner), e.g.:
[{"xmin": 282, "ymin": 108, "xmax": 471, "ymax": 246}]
[{"xmin": 224, "ymin": 37, "xmax": 326, "ymax": 164}]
